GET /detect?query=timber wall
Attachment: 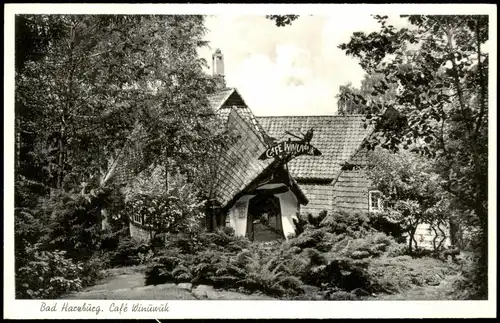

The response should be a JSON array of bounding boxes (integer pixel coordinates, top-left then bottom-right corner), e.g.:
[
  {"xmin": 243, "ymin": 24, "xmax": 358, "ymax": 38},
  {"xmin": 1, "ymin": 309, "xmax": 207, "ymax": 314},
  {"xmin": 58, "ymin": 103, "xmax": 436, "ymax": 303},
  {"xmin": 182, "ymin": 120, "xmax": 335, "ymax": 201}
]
[{"xmin": 332, "ymin": 169, "xmax": 371, "ymax": 213}]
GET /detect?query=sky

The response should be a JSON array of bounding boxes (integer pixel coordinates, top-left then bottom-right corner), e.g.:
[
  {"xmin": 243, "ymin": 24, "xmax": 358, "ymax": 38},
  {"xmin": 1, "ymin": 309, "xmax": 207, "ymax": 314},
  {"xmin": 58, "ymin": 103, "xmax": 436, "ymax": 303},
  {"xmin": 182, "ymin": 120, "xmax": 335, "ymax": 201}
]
[{"xmin": 198, "ymin": 14, "xmax": 409, "ymax": 116}]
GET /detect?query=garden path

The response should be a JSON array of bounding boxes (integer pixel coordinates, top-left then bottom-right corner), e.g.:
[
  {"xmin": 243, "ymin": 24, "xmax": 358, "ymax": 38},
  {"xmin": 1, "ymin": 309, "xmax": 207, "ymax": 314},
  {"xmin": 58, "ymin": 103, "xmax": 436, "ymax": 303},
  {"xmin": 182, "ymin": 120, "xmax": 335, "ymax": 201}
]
[
  {"xmin": 63, "ymin": 265, "xmax": 275, "ymax": 300},
  {"xmin": 63, "ymin": 264, "xmax": 459, "ymax": 301}
]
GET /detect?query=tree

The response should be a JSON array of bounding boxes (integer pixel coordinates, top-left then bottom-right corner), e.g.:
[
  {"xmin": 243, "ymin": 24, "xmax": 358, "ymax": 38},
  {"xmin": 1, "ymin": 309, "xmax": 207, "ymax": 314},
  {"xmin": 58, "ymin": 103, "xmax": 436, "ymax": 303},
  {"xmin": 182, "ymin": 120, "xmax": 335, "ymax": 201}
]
[
  {"xmin": 336, "ymin": 82, "xmax": 365, "ymax": 115},
  {"xmin": 15, "ymin": 14, "xmax": 232, "ymax": 247},
  {"xmin": 367, "ymin": 148, "xmax": 449, "ymax": 254},
  {"xmin": 16, "ymin": 14, "xmax": 229, "ymax": 200},
  {"xmin": 338, "ymin": 14, "xmax": 489, "ymax": 298},
  {"xmin": 16, "ymin": 15, "xmax": 151, "ymax": 192},
  {"xmin": 336, "ymin": 73, "xmax": 398, "ymax": 115}
]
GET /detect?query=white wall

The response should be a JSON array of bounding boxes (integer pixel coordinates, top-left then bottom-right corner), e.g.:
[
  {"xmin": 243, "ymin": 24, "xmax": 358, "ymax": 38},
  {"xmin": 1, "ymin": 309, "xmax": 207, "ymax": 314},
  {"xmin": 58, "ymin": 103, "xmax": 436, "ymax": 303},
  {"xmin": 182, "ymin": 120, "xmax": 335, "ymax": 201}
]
[
  {"xmin": 227, "ymin": 195, "xmax": 254, "ymax": 237},
  {"xmin": 276, "ymin": 190, "xmax": 299, "ymax": 240},
  {"xmin": 227, "ymin": 184, "xmax": 300, "ymax": 240},
  {"xmin": 403, "ymin": 222, "xmax": 451, "ymax": 250}
]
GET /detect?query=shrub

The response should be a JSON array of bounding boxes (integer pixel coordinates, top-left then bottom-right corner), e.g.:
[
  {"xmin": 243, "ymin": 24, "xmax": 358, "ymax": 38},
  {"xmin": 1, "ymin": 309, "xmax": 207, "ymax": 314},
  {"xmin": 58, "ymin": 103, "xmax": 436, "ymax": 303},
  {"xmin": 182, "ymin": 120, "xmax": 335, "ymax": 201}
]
[
  {"xmin": 235, "ymin": 248, "xmax": 304, "ymax": 297},
  {"xmin": 163, "ymin": 232, "xmax": 201, "ymax": 254},
  {"xmin": 100, "ymin": 226, "xmax": 129, "ymax": 251},
  {"xmin": 109, "ymin": 236, "xmax": 151, "ymax": 267},
  {"xmin": 40, "ymin": 188, "xmax": 107, "ymax": 260},
  {"xmin": 191, "ymin": 250, "xmax": 239, "ymax": 287},
  {"xmin": 145, "ymin": 208, "xmax": 453, "ymax": 299},
  {"xmin": 145, "ymin": 229, "xmax": 251, "ymax": 288},
  {"xmin": 145, "ymin": 251, "xmax": 187, "ymax": 286},
  {"xmin": 146, "ymin": 233, "xmax": 304, "ymax": 297},
  {"xmin": 289, "ymin": 227, "xmax": 328, "ymax": 250},
  {"xmin": 285, "ymin": 227, "xmax": 407, "ymax": 294},
  {"xmin": 320, "ymin": 210, "xmax": 373, "ymax": 238},
  {"xmin": 16, "ymin": 243, "xmax": 83, "ymax": 299},
  {"xmin": 122, "ymin": 182, "xmax": 206, "ymax": 238},
  {"xmin": 15, "ymin": 207, "xmax": 51, "ymax": 249},
  {"xmin": 337, "ymin": 232, "xmax": 401, "ymax": 259},
  {"xmin": 162, "ymin": 227, "xmax": 250, "ymax": 255},
  {"xmin": 368, "ymin": 211, "xmax": 406, "ymax": 243},
  {"xmin": 449, "ymin": 251, "xmax": 486, "ymax": 300},
  {"xmin": 293, "ymin": 210, "xmax": 329, "ymax": 236},
  {"xmin": 79, "ymin": 253, "xmax": 109, "ymax": 288},
  {"xmin": 292, "ymin": 213, "xmax": 309, "ymax": 236}
]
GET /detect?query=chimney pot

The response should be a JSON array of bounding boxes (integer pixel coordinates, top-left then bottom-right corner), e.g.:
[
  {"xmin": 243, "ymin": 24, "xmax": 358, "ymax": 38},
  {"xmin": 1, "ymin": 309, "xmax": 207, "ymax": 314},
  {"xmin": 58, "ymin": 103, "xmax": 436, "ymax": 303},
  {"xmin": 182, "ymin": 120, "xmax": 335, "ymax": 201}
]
[
  {"xmin": 212, "ymin": 49, "xmax": 224, "ymax": 77},
  {"xmin": 212, "ymin": 49, "xmax": 226, "ymax": 90}
]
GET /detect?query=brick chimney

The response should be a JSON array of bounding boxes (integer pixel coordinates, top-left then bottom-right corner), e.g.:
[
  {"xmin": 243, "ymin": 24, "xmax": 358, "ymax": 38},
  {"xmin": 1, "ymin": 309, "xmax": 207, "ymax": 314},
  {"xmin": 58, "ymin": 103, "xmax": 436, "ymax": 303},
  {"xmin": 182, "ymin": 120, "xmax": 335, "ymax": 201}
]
[{"xmin": 212, "ymin": 48, "xmax": 226, "ymax": 89}]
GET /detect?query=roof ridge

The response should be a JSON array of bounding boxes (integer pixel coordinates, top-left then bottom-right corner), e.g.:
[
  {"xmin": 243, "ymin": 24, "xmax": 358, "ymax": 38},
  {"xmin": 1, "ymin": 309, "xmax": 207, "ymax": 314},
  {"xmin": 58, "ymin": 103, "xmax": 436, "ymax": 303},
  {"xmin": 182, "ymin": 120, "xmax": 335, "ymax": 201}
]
[{"xmin": 230, "ymin": 108, "xmax": 268, "ymax": 146}]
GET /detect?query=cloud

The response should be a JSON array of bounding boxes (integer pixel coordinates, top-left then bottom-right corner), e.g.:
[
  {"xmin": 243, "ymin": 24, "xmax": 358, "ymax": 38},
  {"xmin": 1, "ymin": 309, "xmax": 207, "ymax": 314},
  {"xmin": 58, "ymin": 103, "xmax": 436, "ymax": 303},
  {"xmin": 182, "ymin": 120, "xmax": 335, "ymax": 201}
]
[{"xmin": 199, "ymin": 14, "xmax": 410, "ymax": 116}]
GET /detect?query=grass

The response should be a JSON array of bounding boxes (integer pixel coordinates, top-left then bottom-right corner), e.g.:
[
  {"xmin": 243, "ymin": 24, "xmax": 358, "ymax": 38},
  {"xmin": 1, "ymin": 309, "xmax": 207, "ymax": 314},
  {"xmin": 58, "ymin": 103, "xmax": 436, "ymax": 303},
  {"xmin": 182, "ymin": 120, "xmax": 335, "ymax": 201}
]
[{"xmin": 367, "ymin": 274, "xmax": 461, "ymax": 300}]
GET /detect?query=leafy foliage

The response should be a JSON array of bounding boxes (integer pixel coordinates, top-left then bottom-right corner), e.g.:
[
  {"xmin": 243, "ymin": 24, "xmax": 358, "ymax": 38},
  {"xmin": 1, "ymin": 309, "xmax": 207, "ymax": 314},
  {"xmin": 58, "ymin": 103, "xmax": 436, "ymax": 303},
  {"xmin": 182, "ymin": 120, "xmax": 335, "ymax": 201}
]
[
  {"xmin": 367, "ymin": 255, "xmax": 455, "ymax": 294},
  {"xmin": 336, "ymin": 73, "xmax": 398, "ymax": 115},
  {"xmin": 292, "ymin": 209, "xmax": 328, "ymax": 236},
  {"xmin": 16, "ymin": 242, "xmax": 107, "ymax": 299},
  {"xmin": 366, "ymin": 148, "xmax": 450, "ymax": 253},
  {"xmin": 108, "ymin": 237, "xmax": 152, "ymax": 267},
  {"xmin": 337, "ymin": 15, "xmax": 488, "ymax": 297},
  {"xmin": 13, "ymin": 13, "xmax": 233, "ymax": 299},
  {"xmin": 266, "ymin": 15, "xmax": 300, "ymax": 27},
  {"xmin": 122, "ymin": 190, "xmax": 204, "ymax": 238},
  {"xmin": 39, "ymin": 182, "xmax": 118, "ymax": 260},
  {"xmin": 16, "ymin": 244, "xmax": 83, "ymax": 299},
  {"xmin": 144, "ymin": 208, "xmax": 459, "ymax": 299}
]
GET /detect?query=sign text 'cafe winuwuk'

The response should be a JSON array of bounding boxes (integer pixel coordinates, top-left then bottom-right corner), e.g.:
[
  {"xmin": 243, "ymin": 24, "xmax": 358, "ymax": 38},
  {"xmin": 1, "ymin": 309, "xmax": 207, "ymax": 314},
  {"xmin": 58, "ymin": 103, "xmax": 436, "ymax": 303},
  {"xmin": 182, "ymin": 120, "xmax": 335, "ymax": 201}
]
[{"xmin": 258, "ymin": 140, "xmax": 322, "ymax": 161}]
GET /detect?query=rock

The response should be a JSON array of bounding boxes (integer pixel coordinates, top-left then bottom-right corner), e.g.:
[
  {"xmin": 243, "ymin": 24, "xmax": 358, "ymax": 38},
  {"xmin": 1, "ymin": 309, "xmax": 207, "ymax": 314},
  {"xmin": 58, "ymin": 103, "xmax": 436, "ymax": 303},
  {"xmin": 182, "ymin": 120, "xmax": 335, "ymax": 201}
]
[
  {"xmin": 177, "ymin": 283, "xmax": 192, "ymax": 291},
  {"xmin": 194, "ymin": 284, "xmax": 214, "ymax": 293},
  {"xmin": 191, "ymin": 284, "xmax": 214, "ymax": 299},
  {"xmin": 314, "ymin": 294, "xmax": 324, "ymax": 301},
  {"xmin": 302, "ymin": 284, "xmax": 320, "ymax": 293}
]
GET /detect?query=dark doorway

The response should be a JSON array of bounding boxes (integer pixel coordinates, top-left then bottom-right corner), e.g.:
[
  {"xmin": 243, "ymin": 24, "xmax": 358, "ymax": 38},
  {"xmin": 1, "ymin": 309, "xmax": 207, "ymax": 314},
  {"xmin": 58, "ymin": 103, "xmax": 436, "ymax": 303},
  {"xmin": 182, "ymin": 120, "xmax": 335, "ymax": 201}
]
[{"xmin": 247, "ymin": 195, "xmax": 284, "ymax": 241}]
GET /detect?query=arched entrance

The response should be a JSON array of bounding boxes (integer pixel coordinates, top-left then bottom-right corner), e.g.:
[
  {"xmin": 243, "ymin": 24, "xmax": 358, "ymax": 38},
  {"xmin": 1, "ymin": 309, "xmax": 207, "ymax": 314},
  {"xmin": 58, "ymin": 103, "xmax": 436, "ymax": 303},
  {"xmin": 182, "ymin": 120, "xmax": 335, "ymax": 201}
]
[{"xmin": 246, "ymin": 194, "xmax": 284, "ymax": 241}]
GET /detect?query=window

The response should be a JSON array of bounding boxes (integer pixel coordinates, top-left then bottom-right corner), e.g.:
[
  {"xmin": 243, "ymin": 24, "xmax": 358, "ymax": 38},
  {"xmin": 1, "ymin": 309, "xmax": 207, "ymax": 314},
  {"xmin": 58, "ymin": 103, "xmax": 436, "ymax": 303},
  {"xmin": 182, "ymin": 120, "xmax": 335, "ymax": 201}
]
[{"xmin": 369, "ymin": 190, "xmax": 383, "ymax": 212}]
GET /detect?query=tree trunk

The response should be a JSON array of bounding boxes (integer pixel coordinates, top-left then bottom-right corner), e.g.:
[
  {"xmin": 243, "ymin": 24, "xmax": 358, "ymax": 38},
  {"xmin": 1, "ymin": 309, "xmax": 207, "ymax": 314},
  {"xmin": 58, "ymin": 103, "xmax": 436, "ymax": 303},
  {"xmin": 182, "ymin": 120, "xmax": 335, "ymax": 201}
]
[
  {"xmin": 432, "ymin": 225, "xmax": 439, "ymax": 251},
  {"xmin": 408, "ymin": 227, "xmax": 417, "ymax": 254},
  {"xmin": 449, "ymin": 217, "xmax": 460, "ymax": 247},
  {"xmin": 412, "ymin": 232, "xmax": 419, "ymax": 252},
  {"xmin": 437, "ymin": 221, "xmax": 447, "ymax": 251}
]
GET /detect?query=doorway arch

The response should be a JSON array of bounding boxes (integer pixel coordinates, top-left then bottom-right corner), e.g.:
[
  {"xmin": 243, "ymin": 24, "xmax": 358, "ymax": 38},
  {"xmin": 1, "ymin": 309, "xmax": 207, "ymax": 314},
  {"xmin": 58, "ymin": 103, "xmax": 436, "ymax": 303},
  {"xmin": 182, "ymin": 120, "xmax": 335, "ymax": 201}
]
[{"xmin": 246, "ymin": 194, "xmax": 284, "ymax": 241}]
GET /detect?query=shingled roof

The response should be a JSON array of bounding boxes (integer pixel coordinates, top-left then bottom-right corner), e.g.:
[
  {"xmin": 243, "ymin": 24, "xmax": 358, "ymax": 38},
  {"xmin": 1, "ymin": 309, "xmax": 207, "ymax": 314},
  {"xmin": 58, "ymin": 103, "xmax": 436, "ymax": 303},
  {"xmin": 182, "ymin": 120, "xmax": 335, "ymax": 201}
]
[
  {"xmin": 211, "ymin": 107, "xmax": 275, "ymax": 208},
  {"xmin": 209, "ymin": 88, "xmax": 269, "ymax": 144},
  {"xmin": 209, "ymin": 89, "xmax": 308, "ymax": 209},
  {"xmin": 256, "ymin": 115, "xmax": 373, "ymax": 181}
]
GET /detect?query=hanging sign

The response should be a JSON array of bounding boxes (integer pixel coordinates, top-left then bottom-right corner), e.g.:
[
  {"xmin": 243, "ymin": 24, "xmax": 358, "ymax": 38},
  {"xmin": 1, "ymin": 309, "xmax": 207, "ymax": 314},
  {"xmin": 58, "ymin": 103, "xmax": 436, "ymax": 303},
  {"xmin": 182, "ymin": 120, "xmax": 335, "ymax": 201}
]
[{"xmin": 258, "ymin": 140, "xmax": 322, "ymax": 161}]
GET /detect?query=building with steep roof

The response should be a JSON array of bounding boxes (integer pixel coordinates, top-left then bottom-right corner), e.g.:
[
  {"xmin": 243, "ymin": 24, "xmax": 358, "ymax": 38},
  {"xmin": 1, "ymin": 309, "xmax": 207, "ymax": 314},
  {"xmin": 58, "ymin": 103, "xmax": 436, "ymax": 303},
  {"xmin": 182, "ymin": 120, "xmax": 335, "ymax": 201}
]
[
  {"xmin": 208, "ymin": 84, "xmax": 450, "ymax": 248},
  {"xmin": 257, "ymin": 115, "xmax": 375, "ymax": 216},
  {"xmin": 207, "ymin": 85, "xmax": 378, "ymax": 241},
  {"xmin": 117, "ymin": 49, "xmax": 449, "ymax": 247}
]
